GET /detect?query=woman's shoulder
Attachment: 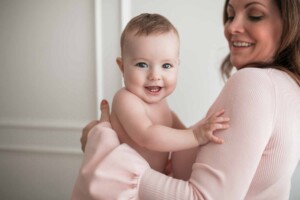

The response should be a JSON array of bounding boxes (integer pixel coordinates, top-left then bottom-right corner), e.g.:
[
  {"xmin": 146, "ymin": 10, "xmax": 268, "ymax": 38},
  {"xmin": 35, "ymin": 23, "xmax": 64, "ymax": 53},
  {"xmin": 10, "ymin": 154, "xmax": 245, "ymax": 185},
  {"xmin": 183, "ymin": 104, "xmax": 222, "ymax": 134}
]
[
  {"xmin": 226, "ymin": 67, "xmax": 274, "ymax": 89},
  {"xmin": 229, "ymin": 67, "xmax": 295, "ymax": 88},
  {"xmin": 217, "ymin": 68, "xmax": 278, "ymax": 109},
  {"xmin": 230, "ymin": 67, "xmax": 271, "ymax": 79}
]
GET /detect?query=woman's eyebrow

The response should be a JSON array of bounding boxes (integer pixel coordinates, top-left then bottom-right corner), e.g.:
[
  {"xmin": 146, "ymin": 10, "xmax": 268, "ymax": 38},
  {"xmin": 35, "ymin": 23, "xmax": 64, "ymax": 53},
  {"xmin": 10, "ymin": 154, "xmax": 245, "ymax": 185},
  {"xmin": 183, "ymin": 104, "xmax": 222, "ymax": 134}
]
[
  {"xmin": 227, "ymin": 1, "xmax": 266, "ymax": 9},
  {"xmin": 245, "ymin": 1, "xmax": 266, "ymax": 8}
]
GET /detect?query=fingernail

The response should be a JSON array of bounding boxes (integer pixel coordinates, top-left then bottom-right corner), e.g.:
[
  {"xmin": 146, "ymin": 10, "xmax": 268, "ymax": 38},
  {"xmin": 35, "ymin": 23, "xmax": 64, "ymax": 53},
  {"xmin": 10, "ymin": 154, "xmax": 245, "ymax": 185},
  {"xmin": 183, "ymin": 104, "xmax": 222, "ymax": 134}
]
[{"xmin": 101, "ymin": 99, "xmax": 107, "ymax": 105}]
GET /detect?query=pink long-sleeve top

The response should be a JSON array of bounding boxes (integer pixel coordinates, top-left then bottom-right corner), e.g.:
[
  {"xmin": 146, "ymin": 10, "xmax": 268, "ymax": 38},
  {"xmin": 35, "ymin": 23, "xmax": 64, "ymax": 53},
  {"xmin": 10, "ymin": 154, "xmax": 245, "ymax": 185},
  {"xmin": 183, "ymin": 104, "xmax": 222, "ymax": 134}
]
[
  {"xmin": 72, "ymin": 68, "xmax": 300, "ymax": 200},
  {"xmin": 138, "ymin": 68, "xmax": 300, "ymax": 199}
]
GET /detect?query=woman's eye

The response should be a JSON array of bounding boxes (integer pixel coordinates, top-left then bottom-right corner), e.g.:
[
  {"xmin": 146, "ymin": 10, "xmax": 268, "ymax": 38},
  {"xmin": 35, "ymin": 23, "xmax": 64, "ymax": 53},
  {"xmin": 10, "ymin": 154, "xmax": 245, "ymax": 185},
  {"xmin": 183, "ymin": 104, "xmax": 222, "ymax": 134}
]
[
  {"xmin": 249, "ymin": 16, "xmax": 263, "ymax": 21},
  {"xmin": 135, "ymin": 62, "xmax": 148, "ymax": 68},
  {"xmin": 227, "ymin": 15, "xmax": 234, "ymax": 21},
  {"xmin": 226, "ymin": 8, "xmax": 234, "ymax": 22},
  {"xmin": 162, "ymin": 63, "xmax": 172, "ymax": 69}
]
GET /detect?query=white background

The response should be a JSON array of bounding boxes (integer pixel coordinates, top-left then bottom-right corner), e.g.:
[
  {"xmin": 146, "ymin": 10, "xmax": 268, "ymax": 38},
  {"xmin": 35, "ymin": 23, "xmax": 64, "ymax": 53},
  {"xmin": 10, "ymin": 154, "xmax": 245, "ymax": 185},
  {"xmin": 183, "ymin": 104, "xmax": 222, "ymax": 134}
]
[{"xmin": 0, "ymin": 0, "xmax": 299, "ymax": 199}]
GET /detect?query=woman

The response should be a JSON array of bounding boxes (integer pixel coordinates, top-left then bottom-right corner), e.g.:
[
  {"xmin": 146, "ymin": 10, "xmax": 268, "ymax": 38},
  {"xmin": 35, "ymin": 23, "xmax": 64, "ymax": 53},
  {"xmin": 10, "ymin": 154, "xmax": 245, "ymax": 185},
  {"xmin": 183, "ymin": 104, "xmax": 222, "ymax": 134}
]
[{"xmin": 72, "ymin": 0, "xmax": 300, "ymax": 199}]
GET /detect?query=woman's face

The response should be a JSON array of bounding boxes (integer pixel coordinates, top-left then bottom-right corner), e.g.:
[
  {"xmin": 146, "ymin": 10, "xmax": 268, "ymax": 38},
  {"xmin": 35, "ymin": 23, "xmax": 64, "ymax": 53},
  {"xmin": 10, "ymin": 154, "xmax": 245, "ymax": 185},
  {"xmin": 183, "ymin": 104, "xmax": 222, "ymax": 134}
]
[{"xmin": 224, "ymin": 0, "xmax": 283, "ymax": 69}]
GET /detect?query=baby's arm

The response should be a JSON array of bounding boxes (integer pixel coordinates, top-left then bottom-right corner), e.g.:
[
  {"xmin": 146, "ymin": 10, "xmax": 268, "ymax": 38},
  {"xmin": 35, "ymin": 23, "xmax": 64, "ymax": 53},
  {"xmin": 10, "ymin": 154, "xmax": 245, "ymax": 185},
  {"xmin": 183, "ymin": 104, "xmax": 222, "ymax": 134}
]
[
  {"xmin": 113, "ymin": 89, "xmax": 228, "ymax": 152},
  {"xmin": 172, "ymin": 108, "xmax": 229, "ymax": 145}
]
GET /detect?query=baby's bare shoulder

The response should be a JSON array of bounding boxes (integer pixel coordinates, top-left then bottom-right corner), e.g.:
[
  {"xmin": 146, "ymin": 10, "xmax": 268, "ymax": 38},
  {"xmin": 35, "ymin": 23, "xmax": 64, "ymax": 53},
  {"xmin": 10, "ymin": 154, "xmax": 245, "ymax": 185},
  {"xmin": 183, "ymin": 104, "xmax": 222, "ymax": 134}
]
[
  {"xmin": 114, "ymin": 88, "xmax": 139, "ymax": 100},
  {"xmin": 113, "ymin": 88, "xmax": 144, "ymax": 110}
]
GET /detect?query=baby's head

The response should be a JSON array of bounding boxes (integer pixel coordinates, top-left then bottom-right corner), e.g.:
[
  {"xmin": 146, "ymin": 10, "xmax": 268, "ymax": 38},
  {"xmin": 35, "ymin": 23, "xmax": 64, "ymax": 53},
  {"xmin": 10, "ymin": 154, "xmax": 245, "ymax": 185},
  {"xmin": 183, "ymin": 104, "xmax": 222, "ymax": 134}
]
[
  {"xmin": 117, "ymin": 13, "xmax": 180, "ymax": 104},
  {"xmin": 120, "ymin": 13, "xmax": 179, "ymax": 57}
]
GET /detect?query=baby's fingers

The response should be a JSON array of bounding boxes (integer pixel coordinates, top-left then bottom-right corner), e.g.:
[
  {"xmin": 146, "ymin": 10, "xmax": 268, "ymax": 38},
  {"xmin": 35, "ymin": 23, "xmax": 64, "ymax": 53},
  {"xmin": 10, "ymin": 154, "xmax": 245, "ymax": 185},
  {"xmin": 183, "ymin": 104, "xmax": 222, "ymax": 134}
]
[
  {"xmin": 213, "ymin": 123, "xmax": 230, "ymax": 130},
  {"xmin": 207, "ymin": 109, "xmax": 229, "ymax": 123},
  {"xmin": 214, "ymin": 116, "xmax": 230, "ymax": 123},
  {"xmin": 210, "ymin": 135, "xmax": 224, "ymax": 144},
  {"xmin": 212, "ymin": 109, "xmax": 225, "ymax": 117}
]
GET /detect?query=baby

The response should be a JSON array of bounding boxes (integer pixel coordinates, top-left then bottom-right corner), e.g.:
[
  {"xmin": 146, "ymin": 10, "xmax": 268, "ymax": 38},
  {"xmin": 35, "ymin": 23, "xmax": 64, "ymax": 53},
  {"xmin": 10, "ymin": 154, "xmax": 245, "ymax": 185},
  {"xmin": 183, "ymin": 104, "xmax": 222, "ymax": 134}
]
[{"xmin": 111, "ymin": 13, "xmax": 229, "ymax": 174}]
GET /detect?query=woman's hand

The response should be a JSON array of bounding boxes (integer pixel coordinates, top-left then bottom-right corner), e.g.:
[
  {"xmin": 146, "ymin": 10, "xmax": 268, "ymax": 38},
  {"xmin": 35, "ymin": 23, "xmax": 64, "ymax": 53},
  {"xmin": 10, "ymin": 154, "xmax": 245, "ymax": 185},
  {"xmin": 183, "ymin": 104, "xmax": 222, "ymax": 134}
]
[
  {"xmin": 72, "ymin": 99, "xmax": 150, "ymax": 200},
  {"xmin": 81, "ymin": 99, "xmax": 110, "ymax": 152}
]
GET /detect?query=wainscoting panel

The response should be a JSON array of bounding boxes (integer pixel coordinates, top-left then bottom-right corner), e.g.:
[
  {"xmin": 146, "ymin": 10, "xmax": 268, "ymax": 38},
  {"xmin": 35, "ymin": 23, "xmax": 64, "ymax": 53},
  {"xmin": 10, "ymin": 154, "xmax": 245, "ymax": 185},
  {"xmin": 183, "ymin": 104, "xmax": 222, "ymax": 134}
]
[{"xmin": 0, "ymin": 120, "xmax": 84, "ymax": 199}]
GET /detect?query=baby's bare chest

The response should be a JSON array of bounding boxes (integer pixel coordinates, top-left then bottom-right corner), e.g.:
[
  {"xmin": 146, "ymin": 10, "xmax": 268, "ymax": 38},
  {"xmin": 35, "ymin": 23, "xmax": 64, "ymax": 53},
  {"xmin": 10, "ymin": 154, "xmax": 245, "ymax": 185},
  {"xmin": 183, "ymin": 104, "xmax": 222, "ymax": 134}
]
[{"xmin": 145, "ymin": 105, "xmax": 173, "ymax": 127}]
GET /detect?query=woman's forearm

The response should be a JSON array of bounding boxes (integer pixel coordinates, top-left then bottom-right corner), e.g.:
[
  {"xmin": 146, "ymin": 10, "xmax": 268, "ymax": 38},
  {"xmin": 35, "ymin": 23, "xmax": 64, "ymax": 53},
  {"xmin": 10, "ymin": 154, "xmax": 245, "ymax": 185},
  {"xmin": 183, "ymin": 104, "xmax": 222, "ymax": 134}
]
[{"xmin": 139, "ymin": 168, "xmax": 203, "ymax": 200}]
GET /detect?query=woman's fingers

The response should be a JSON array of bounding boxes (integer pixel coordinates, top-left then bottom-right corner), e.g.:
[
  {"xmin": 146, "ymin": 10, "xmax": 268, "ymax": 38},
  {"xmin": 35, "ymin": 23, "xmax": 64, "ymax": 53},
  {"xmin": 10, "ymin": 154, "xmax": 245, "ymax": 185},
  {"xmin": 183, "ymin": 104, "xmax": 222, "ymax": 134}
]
[
  {"xmin": 81, "ymin": 99, "xmax": 111, "ymax": 152},
  {"xmin": 81, "ymin": 120, "xmax": 99, "ymax": 152},
  {"xmin": 99, "ymin": 99, "xmax": 110, "ymax": 122}
]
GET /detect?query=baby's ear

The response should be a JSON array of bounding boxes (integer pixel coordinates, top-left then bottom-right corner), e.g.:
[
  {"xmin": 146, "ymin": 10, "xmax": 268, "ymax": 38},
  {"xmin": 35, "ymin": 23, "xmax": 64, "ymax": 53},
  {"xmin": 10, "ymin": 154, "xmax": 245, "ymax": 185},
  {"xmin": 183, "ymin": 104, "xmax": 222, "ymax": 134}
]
[{"xmin": 116, "ymin": 57, "xmax": 124, "ymax": 73}]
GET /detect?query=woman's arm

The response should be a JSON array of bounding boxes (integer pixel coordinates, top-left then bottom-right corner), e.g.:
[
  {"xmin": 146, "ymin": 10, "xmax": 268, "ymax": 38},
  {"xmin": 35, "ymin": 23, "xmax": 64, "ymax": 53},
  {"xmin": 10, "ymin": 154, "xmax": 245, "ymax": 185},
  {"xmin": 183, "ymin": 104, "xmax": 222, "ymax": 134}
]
[
  {"xmin": 113, "ymin": 89, "xmax": 227, "ymax": 152},
  {"xmin": 74, "ymin": 68, "xmax": 276, "ymax": 200},
  {"xmin": 138, "ymin": 68, "xmax": 276, "ymax": 199}
]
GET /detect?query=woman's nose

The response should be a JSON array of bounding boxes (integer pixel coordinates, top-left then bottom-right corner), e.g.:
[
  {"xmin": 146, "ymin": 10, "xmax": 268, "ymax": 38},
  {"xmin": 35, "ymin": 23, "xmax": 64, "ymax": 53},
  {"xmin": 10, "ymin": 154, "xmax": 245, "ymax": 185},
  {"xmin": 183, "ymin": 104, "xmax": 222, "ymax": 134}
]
[{"xmin": 227, "ymin": 17, "xmax": 245, "ymax": 35}]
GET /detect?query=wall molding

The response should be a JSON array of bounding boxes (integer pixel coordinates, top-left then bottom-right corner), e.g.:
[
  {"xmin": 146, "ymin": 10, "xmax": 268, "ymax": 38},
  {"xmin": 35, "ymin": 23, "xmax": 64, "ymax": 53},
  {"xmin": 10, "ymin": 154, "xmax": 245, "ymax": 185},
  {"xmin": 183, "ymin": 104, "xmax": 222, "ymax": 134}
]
[
  {"xmin": 0, "ymin": 119, "xmax": 85, "ymax": 131},
  {"xmin": 0, "ymin": 144, "xmax": 82, "ymax": 156},
  {"xmin": 95, "ymin": 0, "xmax": 103, "ymax": 118},
  {"xmin": 120, "ymin": 0, "xmax": 131, "ymax": 30},
  {"xmin": 0, "ymin": 119, "xmax": 85, "ymax": 156}
]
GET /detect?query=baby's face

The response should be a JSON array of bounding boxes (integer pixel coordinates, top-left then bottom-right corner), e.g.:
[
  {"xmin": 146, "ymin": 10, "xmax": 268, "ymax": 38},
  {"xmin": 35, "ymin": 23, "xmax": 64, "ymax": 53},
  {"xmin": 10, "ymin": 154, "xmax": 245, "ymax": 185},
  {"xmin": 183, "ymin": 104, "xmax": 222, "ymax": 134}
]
[{"xmin": 120, "ymin": 31, "xmax": 180, "ymax": 104}]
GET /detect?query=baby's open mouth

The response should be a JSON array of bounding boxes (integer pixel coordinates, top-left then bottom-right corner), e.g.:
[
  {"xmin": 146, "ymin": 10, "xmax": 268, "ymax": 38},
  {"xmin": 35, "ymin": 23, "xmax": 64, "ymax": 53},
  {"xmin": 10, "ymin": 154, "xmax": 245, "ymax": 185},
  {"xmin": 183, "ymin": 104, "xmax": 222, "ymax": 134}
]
[{"xmin": 145, "ymin": 86, "xmax": 162, "ymax": 93}]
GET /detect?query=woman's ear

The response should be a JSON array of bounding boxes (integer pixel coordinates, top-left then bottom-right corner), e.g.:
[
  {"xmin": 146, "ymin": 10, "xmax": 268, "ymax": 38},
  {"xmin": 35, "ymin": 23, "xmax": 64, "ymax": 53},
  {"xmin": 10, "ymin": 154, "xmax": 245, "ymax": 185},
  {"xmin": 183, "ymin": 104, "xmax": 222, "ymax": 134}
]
[{"xmin": 116, "ymin": 57, "xmax": 124, "ymax": 73}]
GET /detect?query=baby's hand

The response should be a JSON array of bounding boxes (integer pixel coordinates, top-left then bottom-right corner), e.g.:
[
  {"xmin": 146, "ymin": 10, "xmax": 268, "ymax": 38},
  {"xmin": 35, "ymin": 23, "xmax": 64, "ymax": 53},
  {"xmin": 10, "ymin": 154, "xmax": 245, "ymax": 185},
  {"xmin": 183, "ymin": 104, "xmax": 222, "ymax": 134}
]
[{"xmin": 193, "ymin": 109, "xmax": 229, "ymax": 145}]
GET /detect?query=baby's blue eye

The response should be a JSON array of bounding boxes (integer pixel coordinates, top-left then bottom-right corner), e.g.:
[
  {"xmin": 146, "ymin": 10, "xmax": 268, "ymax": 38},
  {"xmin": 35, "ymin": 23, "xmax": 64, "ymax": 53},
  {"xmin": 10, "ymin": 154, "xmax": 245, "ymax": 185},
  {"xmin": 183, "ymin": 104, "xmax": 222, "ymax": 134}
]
[
  {"xmin": 162, "ymin": 63, "xmax": 172, "ymax": 69},
  {"xmin": 136, "ymin": 62, "xmax": 148, "ymax": 68}
]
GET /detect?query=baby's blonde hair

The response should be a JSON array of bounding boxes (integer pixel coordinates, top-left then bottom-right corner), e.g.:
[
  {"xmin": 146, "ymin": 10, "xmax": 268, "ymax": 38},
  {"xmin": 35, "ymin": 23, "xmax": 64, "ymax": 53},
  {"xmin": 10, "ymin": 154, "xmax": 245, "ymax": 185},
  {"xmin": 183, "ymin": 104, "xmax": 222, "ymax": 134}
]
[{"xmin": 120, "ymin": 13, "xmax": 179, "ymax": 56}]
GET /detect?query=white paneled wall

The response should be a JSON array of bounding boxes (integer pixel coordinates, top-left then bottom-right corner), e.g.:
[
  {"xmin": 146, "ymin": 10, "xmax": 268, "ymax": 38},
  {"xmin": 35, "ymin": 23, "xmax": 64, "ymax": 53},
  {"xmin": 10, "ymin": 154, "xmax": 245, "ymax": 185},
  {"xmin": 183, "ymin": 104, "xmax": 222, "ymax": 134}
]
[
  {"xmin": 0, "ymin": 0, "xmax": 97, "ymax": 199},
  {"xmin": 0, "ymin": 0, "xmax": 299, "ymax": 199}
]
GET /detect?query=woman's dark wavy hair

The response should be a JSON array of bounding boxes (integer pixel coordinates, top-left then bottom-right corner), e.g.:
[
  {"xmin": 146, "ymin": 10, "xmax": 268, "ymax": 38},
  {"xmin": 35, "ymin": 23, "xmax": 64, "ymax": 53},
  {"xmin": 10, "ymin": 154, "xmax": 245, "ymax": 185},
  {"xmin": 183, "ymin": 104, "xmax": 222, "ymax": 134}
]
[{"xmin": 221, "ymin": 0, "xmax": 300, "ymax": 85}]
